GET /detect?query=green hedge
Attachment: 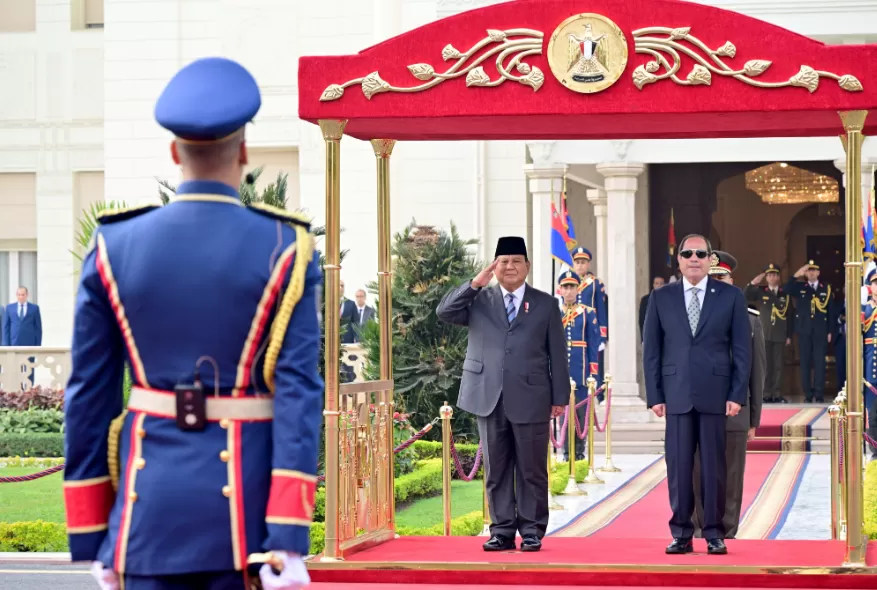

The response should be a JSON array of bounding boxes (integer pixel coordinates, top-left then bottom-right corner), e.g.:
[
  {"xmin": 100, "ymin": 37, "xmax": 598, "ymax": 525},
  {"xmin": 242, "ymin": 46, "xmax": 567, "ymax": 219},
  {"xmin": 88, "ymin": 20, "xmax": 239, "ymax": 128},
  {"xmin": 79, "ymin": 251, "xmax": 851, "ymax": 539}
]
[
  {"xmin": 0, "ymin": 433, "xmax": 64, "ymax": 457},
  {"xmin": 550, "ymin": 460, "xmax": 589, "ymax": 496},
  {"xmin": 0, "ymin": 521, "xmax": 67, "ymax": 552},
  {"xmin": 865, "ymin": 460, "xmax": 877, "ymax": 539}
]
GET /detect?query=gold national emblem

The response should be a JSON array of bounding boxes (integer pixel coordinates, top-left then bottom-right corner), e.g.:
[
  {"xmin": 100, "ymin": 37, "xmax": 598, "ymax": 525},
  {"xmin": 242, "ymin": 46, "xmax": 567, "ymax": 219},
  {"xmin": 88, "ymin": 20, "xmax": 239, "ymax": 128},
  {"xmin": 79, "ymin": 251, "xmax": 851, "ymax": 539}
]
[
  {"xmin": 547, "ymin": 13, "xmax": 629, "ymax": 94},
  {"xmin": 710, "ymin": 253, "xmax": 720, "ymax": 267}
]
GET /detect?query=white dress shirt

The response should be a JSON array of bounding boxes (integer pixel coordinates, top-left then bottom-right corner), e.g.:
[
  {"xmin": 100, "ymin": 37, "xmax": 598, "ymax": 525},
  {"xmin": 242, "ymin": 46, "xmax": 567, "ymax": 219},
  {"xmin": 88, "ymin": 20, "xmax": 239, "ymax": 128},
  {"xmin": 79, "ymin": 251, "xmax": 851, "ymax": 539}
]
[
  {"xmin": 682, "ymin": 275, "xmax": 709, "ymax": 311},
  {"xmin": 499, "ymin": 283, "xmax": 526, "ymax": 318}
]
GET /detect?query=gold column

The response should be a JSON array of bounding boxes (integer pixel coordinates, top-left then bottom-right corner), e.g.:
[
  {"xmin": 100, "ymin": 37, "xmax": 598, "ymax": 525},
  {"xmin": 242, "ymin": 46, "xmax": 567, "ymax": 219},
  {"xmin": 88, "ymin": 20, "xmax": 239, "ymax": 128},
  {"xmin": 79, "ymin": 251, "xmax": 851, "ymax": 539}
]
[
  {"xmin": 319, "ymin": 119, "xmax": 347, "ymax": 560},
  {"xmin": 597, "ymin": 373, "xmax": 620, "ymax": 473},
  {"xmin": 563, "ymin": 378, "xmax": 585, "ymax": 495},
  {"xmin": 840, "ymin": 109, "xmax": 868, "ymax": 565},
  {"xmin": 583, "ymin": 376, "xmax": 604, "ymax": 484},
  {"xmin": 440, "ymin": 401, "xmax": 454, "ymax": 536},
  {"xmin": 828, "ymin": 402, "xmax": 841, "ymax": 540},
  {"xmin": 370, "ymin": 138, "xmax": 397, "ymax": 531},
  {"xmin": 548, "ymin": 444, "xmax": 565, "ymax": 509}
]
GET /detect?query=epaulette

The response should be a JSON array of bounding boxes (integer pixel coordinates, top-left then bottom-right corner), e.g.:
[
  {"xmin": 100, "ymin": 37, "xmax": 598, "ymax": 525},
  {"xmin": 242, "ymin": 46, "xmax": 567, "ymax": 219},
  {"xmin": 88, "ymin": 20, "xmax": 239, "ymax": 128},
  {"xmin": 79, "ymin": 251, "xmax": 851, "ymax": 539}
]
[
  {"xmin": 582, "ymin": 304, "xmax": 596, "ymax": 313},
  {"xmin": 96, "ymin": 204, "xmax": 160, "ymax": 224},
  {"xmin": 748, "ymin": 307, "xmax": 760, "ymax": 316},
  {"xmin": 247, "ymin": 203, "xmax": 312, "ymax": 230}
]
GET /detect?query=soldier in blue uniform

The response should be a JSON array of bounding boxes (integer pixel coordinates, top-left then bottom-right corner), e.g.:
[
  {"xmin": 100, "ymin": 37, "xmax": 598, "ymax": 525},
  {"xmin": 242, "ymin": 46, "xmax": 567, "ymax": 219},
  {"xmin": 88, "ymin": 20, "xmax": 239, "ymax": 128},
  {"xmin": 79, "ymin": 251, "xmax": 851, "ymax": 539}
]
[
  {"xmin": 785, "ymin": 260, "xmax": 834, "ymax": 403},
  {"xmin": 557, "ymin": 270, "xmax": 601, "ymax": 460},
  {"xmin": 571, "ymin": 247, "xmax": 607, "ymax": 400},
  {"xmin": 62, "ymin": 57, "xmax": 322, "ymax": 590},
  {"xmin": 862, "ymin": 268, "xmax": 877, "ymax": 458}
]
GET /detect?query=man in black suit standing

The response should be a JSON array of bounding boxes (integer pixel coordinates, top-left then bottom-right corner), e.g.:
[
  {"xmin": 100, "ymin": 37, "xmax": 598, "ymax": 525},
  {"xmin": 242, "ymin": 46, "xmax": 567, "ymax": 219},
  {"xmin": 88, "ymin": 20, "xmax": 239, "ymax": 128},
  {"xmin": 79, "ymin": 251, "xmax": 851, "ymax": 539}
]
[
  {"xmin": 639, "ymin": 275, "xmax": 666, "ymax": 341},
  {"xmin": 643, "ymin": 234, "xmax": 751, "ymax": 555}
]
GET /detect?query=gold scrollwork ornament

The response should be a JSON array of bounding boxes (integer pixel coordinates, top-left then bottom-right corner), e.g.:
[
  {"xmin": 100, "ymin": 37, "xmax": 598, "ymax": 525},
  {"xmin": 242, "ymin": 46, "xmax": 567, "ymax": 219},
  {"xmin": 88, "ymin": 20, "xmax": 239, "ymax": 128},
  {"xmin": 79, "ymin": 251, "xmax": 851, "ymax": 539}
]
[{"xmin": 547, "ymin": 13, "xmax": 629, "ymax": 95}]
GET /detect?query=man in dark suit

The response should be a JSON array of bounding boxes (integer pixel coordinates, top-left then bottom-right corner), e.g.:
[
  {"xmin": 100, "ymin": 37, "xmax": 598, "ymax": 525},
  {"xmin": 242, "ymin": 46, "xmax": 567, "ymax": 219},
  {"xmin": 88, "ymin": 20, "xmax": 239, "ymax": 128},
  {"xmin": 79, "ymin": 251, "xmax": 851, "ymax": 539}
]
[
  {"xmin": 348, "ymin": 288, "xmax": 375, "ymax": 341},
  {"xmin": 639, "ymin": 275, "xmax": 666, "ymax": 340},
  {"xmin": 437, "ymin": 236, "xmax": 569, "ymax": 553},
  {"xmin": 339, "ymin": 280, "xmax": 358, "ymax": 344},
  {"xmin": 643, "ymin": 234, "xmax": 751, "ymax": 555},
  {"xmin": 2, "ymin": 286, "xmax": 42, "ymax": 346},
  {"xmin": 693, "ymin": 250, "xmax": 765, "ymax": 539}
]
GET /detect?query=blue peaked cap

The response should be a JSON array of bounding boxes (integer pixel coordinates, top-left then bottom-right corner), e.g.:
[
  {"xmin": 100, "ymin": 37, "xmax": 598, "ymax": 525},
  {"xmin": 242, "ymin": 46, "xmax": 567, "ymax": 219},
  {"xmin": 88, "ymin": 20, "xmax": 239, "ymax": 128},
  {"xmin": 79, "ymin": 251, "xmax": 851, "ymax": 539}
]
[
  {"xmin": 155, "ymin": 57, "xmax": 261, "ymax": 141},
  {"xmin": 868, "ymin": 267, "xmax": 877, "ymax": 284},
  {"xmin": 558, "ymin": 270, "xmax": 582, "ymax": 286}
]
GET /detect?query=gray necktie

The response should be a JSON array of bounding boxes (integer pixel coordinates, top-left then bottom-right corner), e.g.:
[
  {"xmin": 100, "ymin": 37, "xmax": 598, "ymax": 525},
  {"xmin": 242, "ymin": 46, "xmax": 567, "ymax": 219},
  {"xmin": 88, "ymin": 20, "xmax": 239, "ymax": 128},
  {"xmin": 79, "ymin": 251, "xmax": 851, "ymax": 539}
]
[
  {"xmin": 687, "ymin": 287, "xmax": 700, "ymax": 335},
  {"xmin": 18, "ymin": 304, "xmax": 23, "ymax": 318}
]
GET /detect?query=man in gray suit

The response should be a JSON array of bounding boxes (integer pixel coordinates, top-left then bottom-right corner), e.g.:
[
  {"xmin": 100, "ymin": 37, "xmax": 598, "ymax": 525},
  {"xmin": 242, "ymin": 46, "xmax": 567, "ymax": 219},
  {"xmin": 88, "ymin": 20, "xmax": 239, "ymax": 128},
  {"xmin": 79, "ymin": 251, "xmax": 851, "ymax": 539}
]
[
  {"xmin": 693, "ymin": 250, "xmax": 765, "ymax": 538},
  {"xmin": 437, "ymin": 236, "xmax": 569, "ymax": 553}
]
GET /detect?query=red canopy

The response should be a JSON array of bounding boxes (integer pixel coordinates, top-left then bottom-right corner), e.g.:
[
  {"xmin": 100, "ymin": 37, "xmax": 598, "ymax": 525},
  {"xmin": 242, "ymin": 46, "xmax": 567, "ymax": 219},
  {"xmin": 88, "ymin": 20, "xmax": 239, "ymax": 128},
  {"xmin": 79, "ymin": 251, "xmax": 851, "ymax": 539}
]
[{"xmin": 298, "ymin": 0, "xmax": 876, "ymax": 141}]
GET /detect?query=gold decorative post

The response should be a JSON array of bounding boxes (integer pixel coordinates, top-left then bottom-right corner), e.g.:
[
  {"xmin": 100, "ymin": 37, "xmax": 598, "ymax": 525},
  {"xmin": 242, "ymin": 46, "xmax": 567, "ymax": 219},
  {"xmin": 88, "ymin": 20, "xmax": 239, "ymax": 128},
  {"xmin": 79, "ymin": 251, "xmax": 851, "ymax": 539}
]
[
  {"xmin": 838, "ymin": 390, "xmax": 849, "ymax": 539},
  {"xmin": 597, "ymin": 373, "xmax": 620, "ymax": 473},
  {"xmin": 370, "ymin": 138, "xmax": 397, "ymax": 531},
  {"xmin": 440, "ymin": 401, "xmax": 454, "ymax": 536},
  {"xmin": 563, "ymin": 379, "xmax": 585, "ymax": 495},
  {"xmin": 319, "ymin": 119, "xmax": 347, "ymax": 560},
  {"xmin": 482, "ymin": 480, "xmax": 491, "ymax": 535},
  {"xmin": 584, "ymin": 376, "xmax": 604, "ymax": 484},
  {"xmin": 840, "ymin": 109, "xmax": 868, "ymax": 565},
  {"xmin": 828, "ymin": 403, "xmax": 841, "ymax": 540}
]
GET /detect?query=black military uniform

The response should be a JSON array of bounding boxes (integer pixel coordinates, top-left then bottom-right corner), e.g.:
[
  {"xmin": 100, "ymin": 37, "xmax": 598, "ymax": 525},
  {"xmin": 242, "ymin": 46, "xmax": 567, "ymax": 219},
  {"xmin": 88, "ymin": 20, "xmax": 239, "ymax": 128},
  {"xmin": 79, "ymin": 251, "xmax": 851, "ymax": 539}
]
[
  {"xmin": 785, "ymin": 260, "xmax": 834, "ymax": 403},
  {"xmin": 744, "ymin": 263, "xmax": 792, "ymax": 403}
]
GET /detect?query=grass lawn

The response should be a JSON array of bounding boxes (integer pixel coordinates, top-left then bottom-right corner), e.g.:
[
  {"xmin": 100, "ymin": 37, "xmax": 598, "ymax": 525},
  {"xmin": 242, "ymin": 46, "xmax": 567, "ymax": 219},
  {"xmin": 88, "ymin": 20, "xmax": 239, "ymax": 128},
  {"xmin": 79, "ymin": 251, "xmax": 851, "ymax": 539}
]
[
  {"xmin": 396, "ymin": 479, "xmax": 484, "ymax": 529},
  {"xmin": 0, "ymin": 467, "xmax": 65, "ymax": 524}
]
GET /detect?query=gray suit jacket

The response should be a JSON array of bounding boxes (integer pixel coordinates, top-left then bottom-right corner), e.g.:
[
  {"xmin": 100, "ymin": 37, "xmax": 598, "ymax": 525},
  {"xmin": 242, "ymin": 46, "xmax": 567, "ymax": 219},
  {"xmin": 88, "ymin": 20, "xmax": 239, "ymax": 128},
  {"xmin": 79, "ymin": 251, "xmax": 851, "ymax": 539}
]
[
  {"xmin": 436, "ymin": 281, "xmax": 570, "ymax": 423},
  {"xmin": 728, "ymin": 309, "xmax": 766, "ymax": 432}
]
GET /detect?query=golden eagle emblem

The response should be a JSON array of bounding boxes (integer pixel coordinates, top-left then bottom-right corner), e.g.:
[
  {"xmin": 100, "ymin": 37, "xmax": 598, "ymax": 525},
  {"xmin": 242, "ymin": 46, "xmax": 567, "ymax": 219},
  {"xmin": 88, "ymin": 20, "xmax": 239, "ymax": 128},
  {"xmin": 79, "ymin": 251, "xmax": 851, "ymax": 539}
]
[{"xmin": 567, "ymin": 24, "xmax": 610, "ymax": 83}]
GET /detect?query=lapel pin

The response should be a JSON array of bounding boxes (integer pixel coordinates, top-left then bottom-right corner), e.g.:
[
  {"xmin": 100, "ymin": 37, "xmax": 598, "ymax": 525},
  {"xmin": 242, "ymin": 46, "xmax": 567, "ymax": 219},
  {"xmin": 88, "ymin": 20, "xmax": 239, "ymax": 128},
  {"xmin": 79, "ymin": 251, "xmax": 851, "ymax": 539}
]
[
  {"xmin": 524, "ymin": 302, "xmax": 529, "ymax": 313},
  {"xmin": 710, "ymin": 288, "xmax": 715, "ymax": 293}
]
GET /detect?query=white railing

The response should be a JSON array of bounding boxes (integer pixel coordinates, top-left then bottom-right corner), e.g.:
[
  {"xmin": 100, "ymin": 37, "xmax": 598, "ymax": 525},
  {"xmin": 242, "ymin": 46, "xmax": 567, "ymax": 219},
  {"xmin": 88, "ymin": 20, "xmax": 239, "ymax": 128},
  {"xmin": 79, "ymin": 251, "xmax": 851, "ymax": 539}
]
[
  {"xmin": 0, "ymin": 347, "xmax": 71, "ymax": 392},
  {"xmin": 0, "ymin": 345, "xmax": 369, "ymax": 392}
]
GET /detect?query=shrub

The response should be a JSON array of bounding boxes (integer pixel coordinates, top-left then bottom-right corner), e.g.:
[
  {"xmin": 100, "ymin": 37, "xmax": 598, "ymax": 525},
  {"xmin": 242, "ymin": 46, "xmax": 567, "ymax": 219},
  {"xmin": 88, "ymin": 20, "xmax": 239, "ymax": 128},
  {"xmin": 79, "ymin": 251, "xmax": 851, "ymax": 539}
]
[
  {"xmin": 411, "ymin": 440, "xmax": 482, "ymax": 480},
  {"xmin": 865, "ymin": 460, "xmax": 877, "ymax": 539},
  {"xmin": 0, "ymin": 408, "xmax": 64, "ymax": 434},
  {"xmin": 550, "ymin": 460, "xmax": 590, "ymax": 496},
  {"xmin": 0, "ymin": 433, "xmax": 64, "ymax": 457},
  {"xmin": 0, "ymin": 521, "xmax": 68, "ymax": 552},
  {"xmin": 0, "ymin": 456, "xmax": 63, "ymax": 468},
  {"xmin": 0, "ymin": 388, "xmax": 64, "ymax": 411},
  {"xmin": 396, "ymin": 510, "xmax": 483, "ymax": 537}
]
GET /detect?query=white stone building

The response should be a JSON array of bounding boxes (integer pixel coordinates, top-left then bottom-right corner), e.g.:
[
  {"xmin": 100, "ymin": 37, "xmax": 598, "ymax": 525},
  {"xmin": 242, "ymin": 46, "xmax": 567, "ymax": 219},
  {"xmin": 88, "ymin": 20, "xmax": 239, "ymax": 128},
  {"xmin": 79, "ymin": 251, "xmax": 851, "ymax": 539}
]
[{"xmin": 1, "ymin": 0, "xmax": 877, "ymax": 401}]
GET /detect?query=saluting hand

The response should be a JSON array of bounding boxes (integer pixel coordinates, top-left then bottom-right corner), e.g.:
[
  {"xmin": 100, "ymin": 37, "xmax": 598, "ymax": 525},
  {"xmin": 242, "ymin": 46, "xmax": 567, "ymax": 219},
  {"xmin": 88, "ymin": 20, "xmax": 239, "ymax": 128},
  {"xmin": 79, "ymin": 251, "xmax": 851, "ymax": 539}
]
[
  {"xmin": 751, "ymin": 272, "xmax": 766, "ymax": 285},
  {"xmin": 726, "ymin": 401, "xmax": 742, "ymax": 417},
  {"xmin": 472, "ymin": 260, "xmax": 499, "ymax": 289}
]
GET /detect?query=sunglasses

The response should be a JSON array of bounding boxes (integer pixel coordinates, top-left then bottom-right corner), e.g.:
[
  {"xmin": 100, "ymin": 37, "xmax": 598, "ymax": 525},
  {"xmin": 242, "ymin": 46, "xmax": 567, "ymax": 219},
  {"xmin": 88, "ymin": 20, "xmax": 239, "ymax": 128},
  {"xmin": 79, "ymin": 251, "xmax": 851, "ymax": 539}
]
[{"xmin": 679, "ymin": 249, "xmax": 709, "ymax": 259}]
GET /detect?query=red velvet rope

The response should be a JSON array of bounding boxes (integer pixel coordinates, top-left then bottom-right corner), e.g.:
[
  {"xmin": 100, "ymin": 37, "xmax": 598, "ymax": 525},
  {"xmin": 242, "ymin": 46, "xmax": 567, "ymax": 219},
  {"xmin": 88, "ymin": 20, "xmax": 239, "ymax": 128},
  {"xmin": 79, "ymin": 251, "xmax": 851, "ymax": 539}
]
[{"xmin": 0, "ymin": 464, "xmax": 63, "ymax": 483}]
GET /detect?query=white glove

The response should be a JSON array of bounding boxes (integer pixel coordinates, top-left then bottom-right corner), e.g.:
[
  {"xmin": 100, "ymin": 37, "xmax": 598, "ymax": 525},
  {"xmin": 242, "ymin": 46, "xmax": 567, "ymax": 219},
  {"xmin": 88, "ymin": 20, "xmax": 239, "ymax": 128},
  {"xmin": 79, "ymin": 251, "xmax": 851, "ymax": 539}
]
[
  {"xmin": 90, "ymin": 561, "xmax": 120, "ymax": 590},
  {"xmin": 259, "ymin": 551, "xmax": 310, "ymax": 589},
  {"xmin": 598, "ymin": 342, "xmax": 605, "ymax": 352}
]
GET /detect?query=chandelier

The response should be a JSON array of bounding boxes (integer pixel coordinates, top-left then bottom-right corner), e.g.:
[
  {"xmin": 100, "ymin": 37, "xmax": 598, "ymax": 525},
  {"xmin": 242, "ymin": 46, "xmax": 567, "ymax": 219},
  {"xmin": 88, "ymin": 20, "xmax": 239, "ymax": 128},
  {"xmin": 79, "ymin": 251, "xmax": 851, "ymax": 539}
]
[{"xmin": 744, "ymin": 162, "xmax": 839, "ymax": 205}]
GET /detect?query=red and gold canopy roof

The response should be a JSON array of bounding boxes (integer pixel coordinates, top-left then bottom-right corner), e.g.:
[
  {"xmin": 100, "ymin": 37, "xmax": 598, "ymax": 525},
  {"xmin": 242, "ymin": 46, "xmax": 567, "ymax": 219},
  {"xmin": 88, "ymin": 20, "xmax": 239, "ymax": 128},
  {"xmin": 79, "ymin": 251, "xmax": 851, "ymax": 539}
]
[{"xmin": 298, "ymin": 0, "xmax": 876, "ymax": 141}]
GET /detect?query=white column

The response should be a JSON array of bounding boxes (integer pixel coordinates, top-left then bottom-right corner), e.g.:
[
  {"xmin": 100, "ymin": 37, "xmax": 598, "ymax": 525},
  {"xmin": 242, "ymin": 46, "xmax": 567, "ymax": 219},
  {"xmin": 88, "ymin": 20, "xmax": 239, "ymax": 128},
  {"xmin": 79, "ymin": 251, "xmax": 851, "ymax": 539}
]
[
  {"xmin": 373, "ymin": 0, "xmax": 401, "ymax": 42},
  {"xmin": 834, "ymin": 157, "xmax": 877, "ymax": 224},
  {"xmin": 597, "ymin": 162, "xmax": 651, "ymax": 422},
  {"xmin": 586, "ymin": 188, "xmax": 608, "ymax": 279},
  {"xmin": 524, "ymin": 165, "xmax": 567, "ymax": 293}
]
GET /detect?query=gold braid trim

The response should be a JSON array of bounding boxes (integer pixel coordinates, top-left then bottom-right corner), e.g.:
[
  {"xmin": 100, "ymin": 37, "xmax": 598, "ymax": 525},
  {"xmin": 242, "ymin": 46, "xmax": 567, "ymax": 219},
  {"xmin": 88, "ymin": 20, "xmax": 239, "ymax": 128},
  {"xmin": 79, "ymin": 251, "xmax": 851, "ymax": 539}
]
[
  {"xmin": 811, "ymin": 284, "xmax": 831, "ymax": 317},
  {"xmin": 770, "ymin": 294, "xmax": 789, "ymax": 323},
  {"xmin": 263, "ymin": 225, "xmax": 314, "ymax": 392},
  {"xmin": 107, "ymin": 410, "xmax": 128, "ymax": 492}
]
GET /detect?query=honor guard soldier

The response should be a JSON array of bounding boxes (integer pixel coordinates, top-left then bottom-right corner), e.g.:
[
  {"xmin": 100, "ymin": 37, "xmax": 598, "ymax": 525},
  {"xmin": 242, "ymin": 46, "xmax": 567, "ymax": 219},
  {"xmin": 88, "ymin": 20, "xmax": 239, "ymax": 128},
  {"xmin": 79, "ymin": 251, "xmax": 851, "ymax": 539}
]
[
  {"xmin": 62, "ymin": 58, "xmax": 322, "ymax": 590},
  {"xmin": 557, "ymin": 271, "xmax": 601, "ymax": 460},
  {"xmin": 694, "ymin": 250, "xmax": 765, "ymax": 539},
  {"xmin": 862, "ymin": 269, "xmax": 877, "ymax": 458},
  {"xmin": 571, "ymin": 247, "xmax": 607, "ymax": 398},
  {"xmin": 745, "ymin": 263, "xmax": 792, "ymax": 403},
  {"xmin": 785, "ymin": 260, "xmax": 834, "ymax": 403}
]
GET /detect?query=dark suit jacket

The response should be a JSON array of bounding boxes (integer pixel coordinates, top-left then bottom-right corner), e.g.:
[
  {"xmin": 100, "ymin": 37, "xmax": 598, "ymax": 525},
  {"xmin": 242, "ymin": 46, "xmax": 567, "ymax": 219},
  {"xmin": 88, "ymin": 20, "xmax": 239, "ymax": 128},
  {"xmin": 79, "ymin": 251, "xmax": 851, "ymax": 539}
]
[
  {"xmin": 728, "ymin": 310, "xmax": 765, "ymax": 432},
  {"xmin": 2, "ymin": 302, "xmax": 42, "ymax": 346},
  {"xmin": 437, "ymin": 281, "xmax": 570, "ymax": 423},
  {"xmin": 340, "ymin": 299, "xmax": 358, "ymax": 344},
  {"xmin": 639, "ymin": 293, "xmax": 650, "ymax": 340},
  {"xmin": 643, "ymin": 278, "xmax": 752, "ymax": 415}
]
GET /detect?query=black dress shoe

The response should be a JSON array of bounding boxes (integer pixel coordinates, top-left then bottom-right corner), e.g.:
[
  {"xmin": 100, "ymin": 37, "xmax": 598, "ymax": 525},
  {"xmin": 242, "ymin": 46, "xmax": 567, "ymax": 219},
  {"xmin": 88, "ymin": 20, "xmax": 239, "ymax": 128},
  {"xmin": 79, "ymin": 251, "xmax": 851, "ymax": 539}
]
[
  {"xmin": 483, "ymin": 534, "xmax": 515, "ymax": 551},
  {"xmin": 706, "ymin": 538, "xmax": 727, "ymax": 554},
  {"xmin": 520, "ymin": 535, "xmax": 542, "ymax": 552},
  {"xmin": 665, "ymin": 538, "xmax": 693, "ymax": 554}
]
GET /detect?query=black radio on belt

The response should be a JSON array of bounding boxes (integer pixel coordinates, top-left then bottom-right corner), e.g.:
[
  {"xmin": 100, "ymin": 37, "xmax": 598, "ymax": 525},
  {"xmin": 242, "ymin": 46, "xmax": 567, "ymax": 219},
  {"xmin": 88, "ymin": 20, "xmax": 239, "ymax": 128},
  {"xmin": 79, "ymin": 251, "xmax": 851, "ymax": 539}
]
[{"xmin": 174, "ymin": 380, "xmax": 207, "ymax": 431}]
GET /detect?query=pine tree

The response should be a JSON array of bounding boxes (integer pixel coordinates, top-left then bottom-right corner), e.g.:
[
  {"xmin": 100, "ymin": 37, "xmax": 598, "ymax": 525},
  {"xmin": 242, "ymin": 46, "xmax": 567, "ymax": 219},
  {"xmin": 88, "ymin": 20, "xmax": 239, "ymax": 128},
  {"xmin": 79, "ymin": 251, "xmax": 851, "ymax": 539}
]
[{"xmin": 360, "ymin": 222, "xmax": 481, "ymax": 441}]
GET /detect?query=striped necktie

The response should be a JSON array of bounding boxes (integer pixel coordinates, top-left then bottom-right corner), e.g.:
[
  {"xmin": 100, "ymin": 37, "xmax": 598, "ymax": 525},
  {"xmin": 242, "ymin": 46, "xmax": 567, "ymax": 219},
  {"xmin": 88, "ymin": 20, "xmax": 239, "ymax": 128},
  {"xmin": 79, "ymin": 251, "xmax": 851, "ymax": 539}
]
[{"xmin": 506, "ymin": 293, "xmax": 517, "ymax": 324}]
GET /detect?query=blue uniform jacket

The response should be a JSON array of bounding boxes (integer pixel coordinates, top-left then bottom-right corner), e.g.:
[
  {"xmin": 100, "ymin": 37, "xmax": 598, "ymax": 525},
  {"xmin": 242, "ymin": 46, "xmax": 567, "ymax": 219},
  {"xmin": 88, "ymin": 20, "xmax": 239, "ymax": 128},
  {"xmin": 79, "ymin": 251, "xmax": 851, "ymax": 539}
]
[
  {"xmin": 577, "ymin": 274, "xmax": 608, "ymax": 343},
  {"xmin": 562, "ymin": 303, "xmax": 600, "ymax": 399},
  {"xmin": 62, "ymin": 181, "xmax": 324, "ymax": 576}
]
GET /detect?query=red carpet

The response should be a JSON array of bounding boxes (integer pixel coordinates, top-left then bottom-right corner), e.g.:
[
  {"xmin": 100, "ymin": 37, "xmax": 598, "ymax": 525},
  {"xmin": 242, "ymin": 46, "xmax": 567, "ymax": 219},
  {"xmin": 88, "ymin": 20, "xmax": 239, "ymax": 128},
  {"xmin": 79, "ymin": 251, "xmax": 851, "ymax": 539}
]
[
  {"xmin": 748, "ymin": 408, "xmax": 825, "ymax": 452},
  {"xmin": 308, "ymin": 537, "xmax": 877, "ymax": 587},
  {"xmin": 312, "ymin": 586, "xmax": 871, "ymax": 590}
]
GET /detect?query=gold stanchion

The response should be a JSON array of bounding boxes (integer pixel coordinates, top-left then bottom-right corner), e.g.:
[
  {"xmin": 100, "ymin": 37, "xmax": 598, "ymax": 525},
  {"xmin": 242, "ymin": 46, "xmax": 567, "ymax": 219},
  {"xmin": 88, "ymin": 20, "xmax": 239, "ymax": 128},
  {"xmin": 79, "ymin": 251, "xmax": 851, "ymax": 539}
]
[
  {"xmin": 584, "ymin": 376, "xmax": 604, "ymax": 484},
  {"xmin": 371, "ymin": 138, "xmax": 397, "ymax": 533},
  {"xmin": 597, "ymin": 373, "xmax": 620, "ymax": 473},
  {"xmin": 548, "ymin": 443, "xmax": 565, "ymax": 509},
  {"xmin": 318, "ymin": 119, "xmax": 347, "ymax": 560},
  {"xmin": 838, "ymin": 390, "xmax": 848, "ymax": 540},
  {"xmin": 563, "ymin": 379, "xmax": 585, "ymax": 495},
  {"xmin": 828, "ymin": 402, "xmax": 841, "ymax": 540},
  {"xmin": 482, "ymin": 479, "xmax": 491, "ymax": 535},
  {"xmin": 440, "ymin": 401, "xmax": 453, "ymax": 536},
  {"xmin": 840, "ymin": 109, "xmax": 868, "ymax": 565}
]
